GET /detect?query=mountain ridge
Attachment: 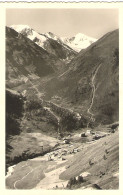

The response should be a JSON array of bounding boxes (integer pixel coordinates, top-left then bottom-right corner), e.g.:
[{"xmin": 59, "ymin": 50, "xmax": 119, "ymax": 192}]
[
  {"xmin": 62, "ymin": 33, "xmax": 97, "ymax": 52},
  {"xmin": 6, "ymin": 26, "xmax": 68, "ymax": 89},
  {"xmin": 43, "ymin": 29, "xmax": 119, "ymax": 126},
  {"xmin": 10, "ymin": 25, "xmax": 77, "ymax": 60},
  {"xmin": 10, "ymin": 24, "xmax": 97, "ymax": 52}
]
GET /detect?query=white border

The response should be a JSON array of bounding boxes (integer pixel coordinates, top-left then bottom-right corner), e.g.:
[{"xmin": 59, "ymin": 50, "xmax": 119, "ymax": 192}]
[{"xmin": 0, "ymin": 2, "xmax": 122, "ymax": 195}]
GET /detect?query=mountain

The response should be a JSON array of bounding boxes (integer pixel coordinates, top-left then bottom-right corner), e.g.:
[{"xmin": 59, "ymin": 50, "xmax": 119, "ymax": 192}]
[
  {"xmin": 44, "ymin": 31, "xmax": 63, "ymax": 42},
  {"xmin": 6, "ymin": 26, "xmax": 70, "ymax": 90},
  {"xmin": 44, "ymin": 31, "xmax": 97, "ymax": 52},
  {"xmin": 6, "ymin": 27, "xmax": 119, "ymax": 189},
  {"xmin": 43, "ymin": 29, "xmax": 119, "ymax": 126},
  {"xmin": 6, "ymin": 26, "xmax": 119, "ymax": 127},
  {"xmin": 10, "ymin": 25, "xmax": 76, "ymax": 60},
  {"xmin": 10, "ymin": 25, "xmax": 97, "ymax": 54},
  {"xmin": 62, "ymin": 33, "xmax": 97, "ymax": 52}
]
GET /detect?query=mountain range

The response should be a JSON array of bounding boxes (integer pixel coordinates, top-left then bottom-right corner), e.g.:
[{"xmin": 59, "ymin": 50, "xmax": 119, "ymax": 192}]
[
  {"xmin": 44, "ymin": 29, "xmax": 119, "ymax": 125},
  {"xmin": 6, "ymin": 25, "xmax": 119, "ymax": 127},
  {"xmin": 10, "ymin": 25, "xmax": 97, "ymax": 52},
  {"xmin": 6, "ymin": 25, "xmax": 119, "ymax": 188}
]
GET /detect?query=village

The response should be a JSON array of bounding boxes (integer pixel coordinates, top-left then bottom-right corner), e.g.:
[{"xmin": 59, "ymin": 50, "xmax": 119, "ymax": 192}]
[{"xmin": 40, "ymin": 123, "xmax": 118, "ymax": 163}]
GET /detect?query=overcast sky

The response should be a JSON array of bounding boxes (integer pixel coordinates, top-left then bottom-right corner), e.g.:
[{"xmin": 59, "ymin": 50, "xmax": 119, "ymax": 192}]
[{"xmin": 6, "ymin": 9, "xmax": 118, "ymax": 39}]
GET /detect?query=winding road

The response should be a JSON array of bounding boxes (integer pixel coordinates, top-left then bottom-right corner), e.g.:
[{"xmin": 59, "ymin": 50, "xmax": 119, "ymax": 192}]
[
  {"xmin": 87, "ymin": 64, "xmax": 102, "ymax": 127},
  {"xmin": 14, "ymin": 163, "xmax": 43, "ymax": 189}
]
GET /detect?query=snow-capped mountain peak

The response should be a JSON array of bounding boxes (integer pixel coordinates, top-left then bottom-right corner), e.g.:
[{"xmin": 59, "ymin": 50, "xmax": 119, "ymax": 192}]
[
  {"xmin": 44, "ymin": 32, "xmax": 63, "ymax": 44},
  {"xmin": 10, "ymin": 25, "xmax": 47, "ymax": 49},
  {"xmin": 9, "ymin": 25, "xmax": 76, "ymax": 60},
  {"xmin": 10, "ymin": 25, "xmax": 97, "ymax": 53},
  {"xmin": 45, "ymin": 32, "xmax": 56, "ymax": 39},
  {"xmin": 75, "ymin": 33, "xmax": 96, "ymax": 42},
  {"xmin": 11, "ymin": 24, "xmax": 31, "ymax": 32},
  {"xmin": 63, "ymin": 33, "xmax": 97, "ymax": 52}
]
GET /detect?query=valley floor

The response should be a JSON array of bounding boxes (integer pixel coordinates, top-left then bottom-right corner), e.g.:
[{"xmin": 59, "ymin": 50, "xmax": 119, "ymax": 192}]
[{"xmin": 6, "ymin": 129, "xmax": 119, "ymax": 190}]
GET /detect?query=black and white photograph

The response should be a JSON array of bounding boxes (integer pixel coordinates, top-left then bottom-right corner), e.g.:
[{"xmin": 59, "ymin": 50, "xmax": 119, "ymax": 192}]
[{"xmin": 4, "ymin": 4, "xmax": 120, "ymax": 190}]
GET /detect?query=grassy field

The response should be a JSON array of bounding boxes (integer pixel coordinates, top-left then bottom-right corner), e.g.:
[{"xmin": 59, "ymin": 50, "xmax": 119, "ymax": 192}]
[
  {"xmin": 6, "ymin": 132, "xmax": 58, "ymax": 169},
  {"xmin": 6, "ymin": 129, "xmax": 119, "ymax": 190}
]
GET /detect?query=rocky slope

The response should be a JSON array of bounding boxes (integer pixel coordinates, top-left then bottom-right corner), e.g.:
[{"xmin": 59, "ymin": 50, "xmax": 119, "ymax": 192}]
[
  {"xmin": 10, "ymin": 25, "xmax": 77, "ymax": 60},
  {"xmin": 10, "ymin": 25, "xmax": 97, "ymax": 54},
  {"xmin": 6, "ymin": 27, "xmax": 70, "ymax": 89}
]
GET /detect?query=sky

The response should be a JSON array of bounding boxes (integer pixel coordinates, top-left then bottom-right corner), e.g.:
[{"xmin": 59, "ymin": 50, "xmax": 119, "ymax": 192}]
[{"xmin": 6, "ymin": 9, "xmax": 118, "ymax": 39}]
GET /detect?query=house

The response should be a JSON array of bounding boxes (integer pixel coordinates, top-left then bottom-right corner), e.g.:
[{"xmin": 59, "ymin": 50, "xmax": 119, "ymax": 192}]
[
  {"xmin": 86, "ymin": 130, "xmax": 92, "ymax": 135},
  {"xmin": 80, "ymin": 132, "xmax": 87, "ymax": 137}
]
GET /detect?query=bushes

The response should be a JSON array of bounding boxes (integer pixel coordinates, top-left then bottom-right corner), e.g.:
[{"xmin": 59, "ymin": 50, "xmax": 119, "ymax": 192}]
[
  {"xmin": 67, "ymin": 177, "xmax": 77, "ymax": 189},
  {"xmin": 6, "ymin": 90, "xmax": 25, "ymax": 118},
  {"xmin": 77, "ymin": 175, "xmax": 84, "ymax": 183},
  {"xmin": 6, "ymin": 114, "xmax": 21, "ymax": 136},
  {"xmin": 113, "ymin": 48, "xmax": 119, "ymax": 65},
  {"xmin": 66, "ymin": 175, "xmax": 84, "ymax": 189},
  {"xmin": 25, "ymin": 99, "xmax": 42, "ymax": 111},
  {"xmin": 89, "ymin": 159, "xmax": 94, "ymax": 166},
  {"xmin": 103, "ymin": 154, "xmax": 107, "ymax": 160},
  {"xmin": 6, "ymin": 90, "xmax": 25, "ymax": 136}
]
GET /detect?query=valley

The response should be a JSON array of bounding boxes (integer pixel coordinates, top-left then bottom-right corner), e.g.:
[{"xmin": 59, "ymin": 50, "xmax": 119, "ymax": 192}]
[
  {"xmin": 6, "ymin": 129, "xmax": 119, "ymax": 189},
  {"xmin": 6, "ymin": 25, "xmax": 119, "ymax": 190}
]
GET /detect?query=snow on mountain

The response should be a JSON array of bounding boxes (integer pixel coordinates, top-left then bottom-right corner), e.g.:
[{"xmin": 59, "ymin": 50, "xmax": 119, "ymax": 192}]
[
  {"xmin": 62, "ymin": 33, "xmax": 97, "ymax": 52},
  {"xmin": 10, "ymin": 25, "xmax": 97, "ymax": 53},
  {"xmin": 10, "ymin": 25, "xmax": 30, "ymax": 32},
  {"xmin": 10, "ymin": 25, "xmax": 47, "ymax": 49},
  {"xmin": 44, "ymin": 32, "xmax": 75, "ymax": 52},
  {"xmin": 44, "ymin": 32, "xmax": 97, "ymax": 52},
  {"xmin": 10, "ymin": 25, "xmax": 77, "ymax": 61},
  {"xmin": 10, "ymin": 25, "xmax": 73, "ymax": 52},
  {"xmin": 44, "ymin": 32, "xmax": 61, "ymax": 42}
]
